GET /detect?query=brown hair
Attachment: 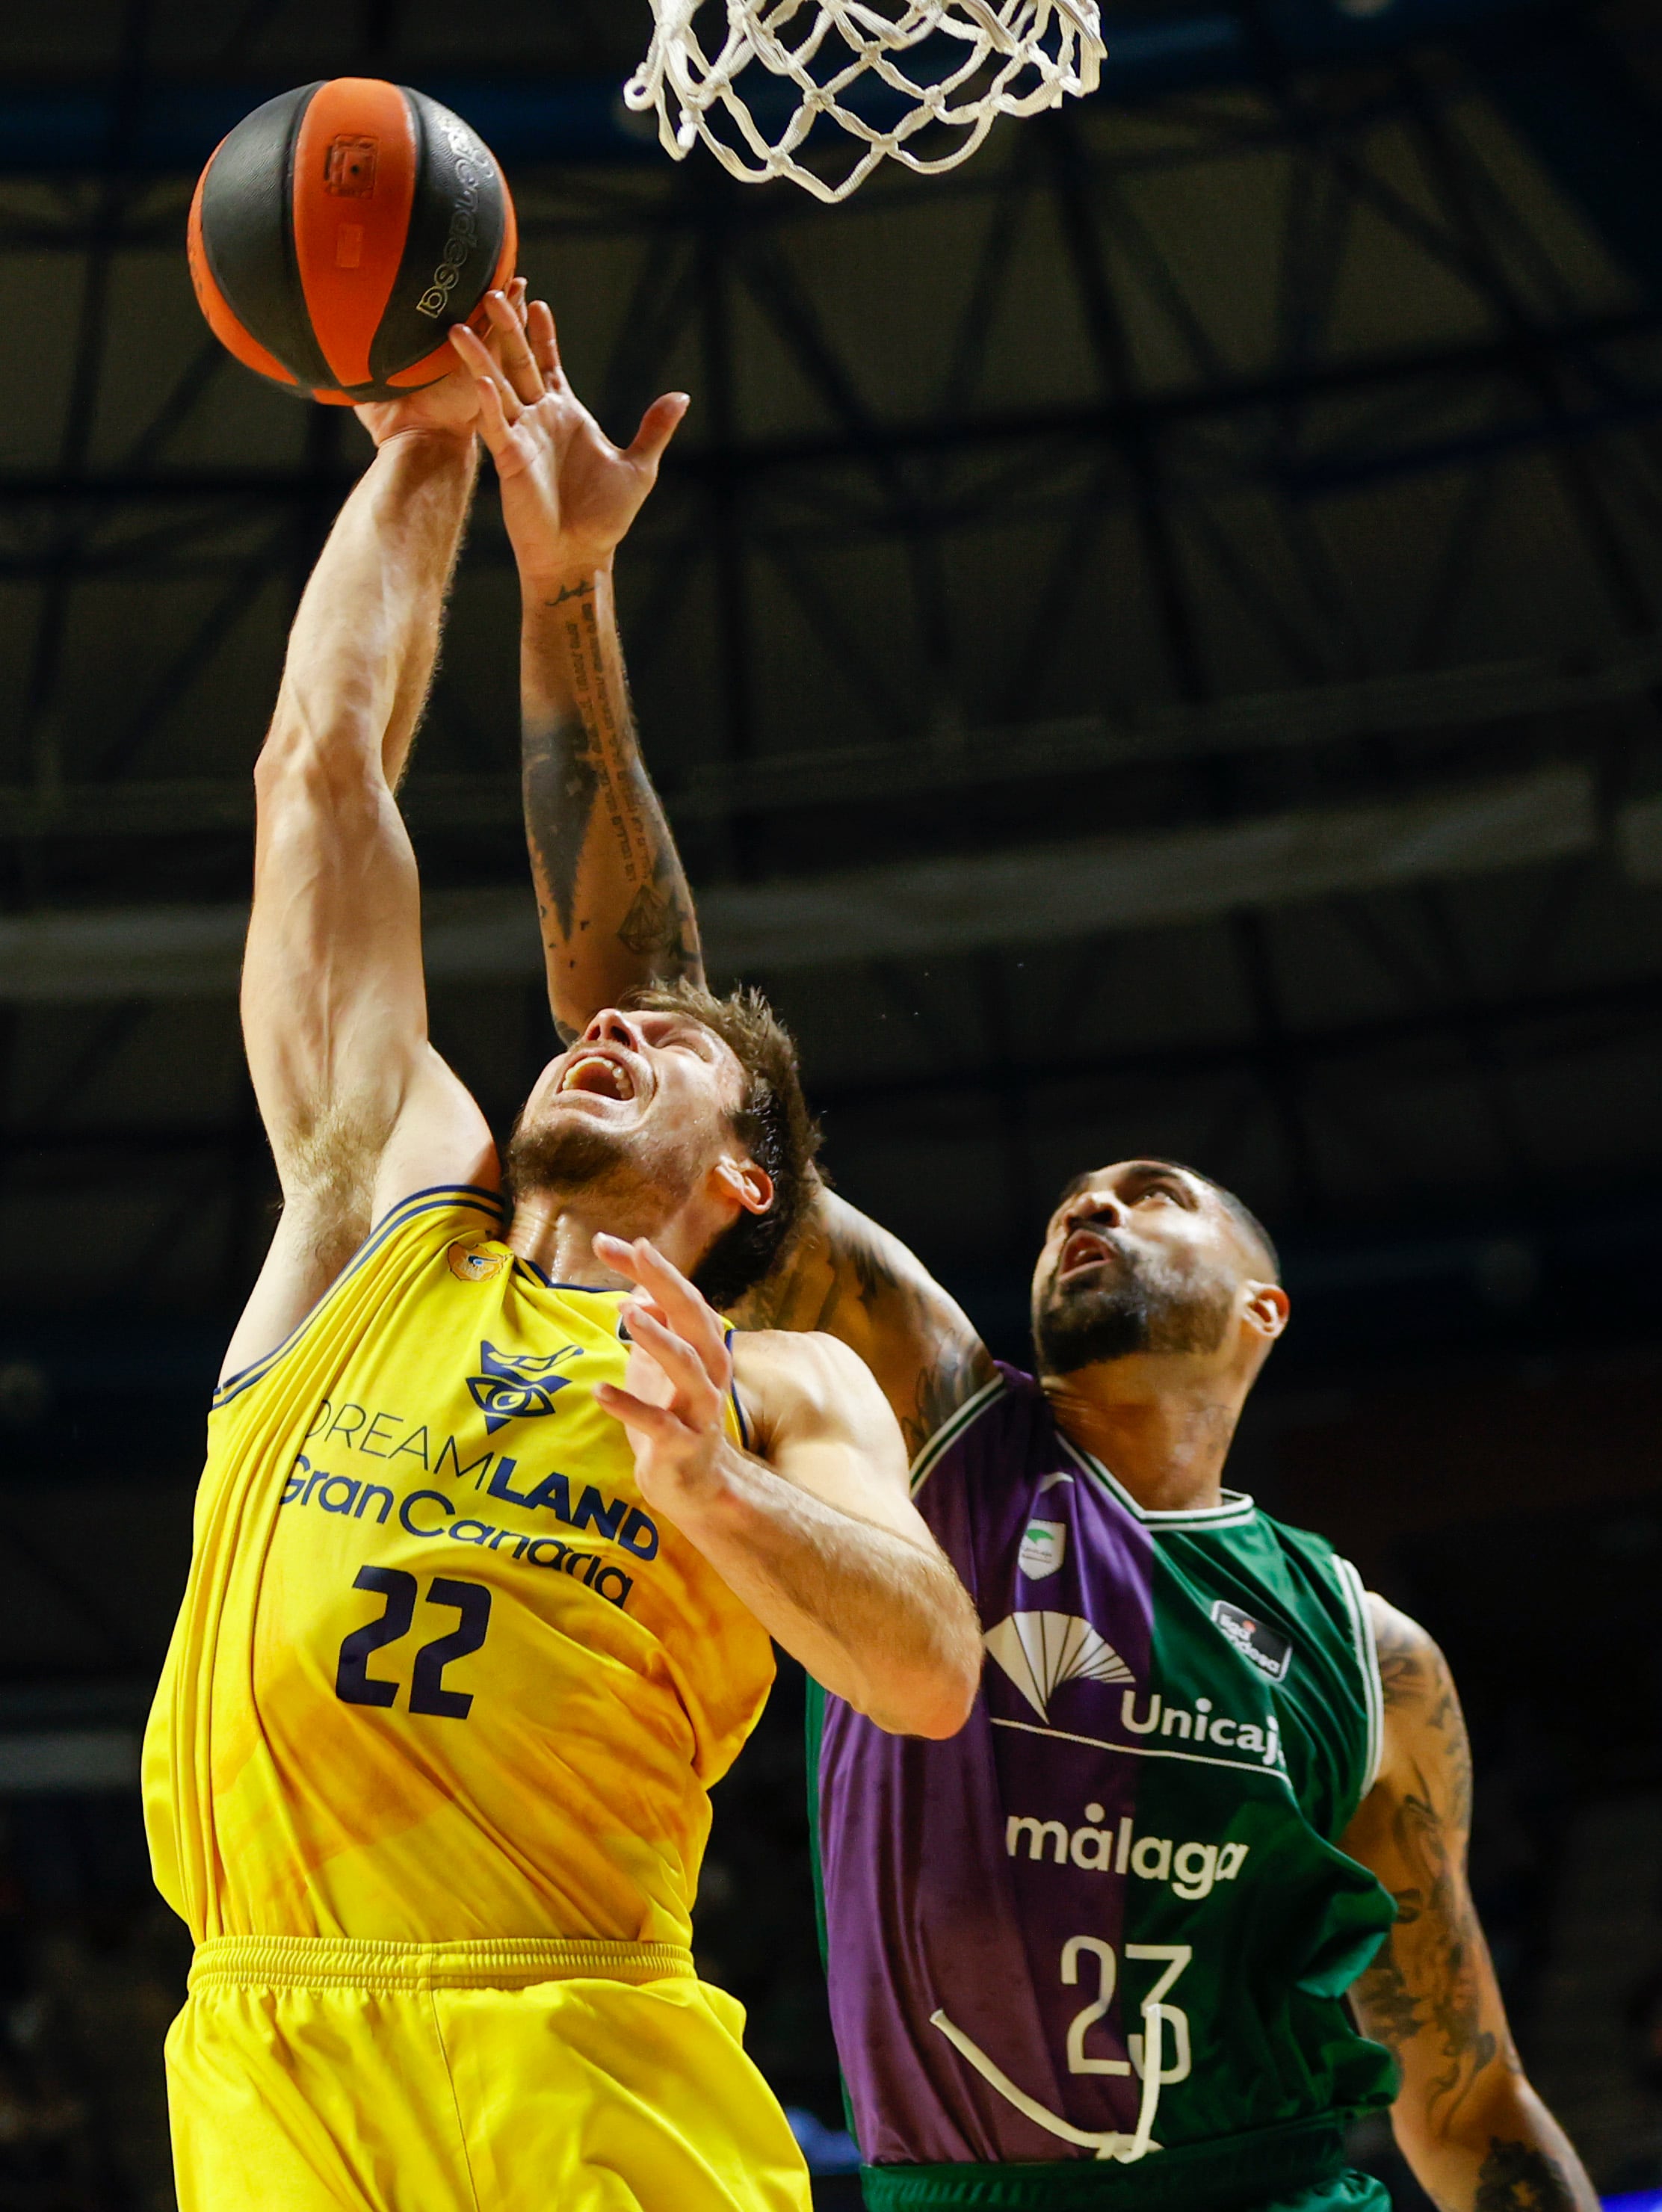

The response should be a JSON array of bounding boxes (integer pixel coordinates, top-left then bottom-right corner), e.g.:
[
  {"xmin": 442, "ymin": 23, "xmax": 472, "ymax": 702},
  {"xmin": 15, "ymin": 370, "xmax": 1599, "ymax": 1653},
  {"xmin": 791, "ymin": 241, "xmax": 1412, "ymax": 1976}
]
[{"xmin": 620, "ymin": 979, "xmax": 821, "ymax": 1311}]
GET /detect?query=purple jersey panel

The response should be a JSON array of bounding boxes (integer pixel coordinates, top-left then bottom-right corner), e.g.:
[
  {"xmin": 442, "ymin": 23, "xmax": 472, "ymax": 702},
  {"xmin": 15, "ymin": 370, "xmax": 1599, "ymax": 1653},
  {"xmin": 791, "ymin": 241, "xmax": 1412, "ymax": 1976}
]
[{"xmin": 817, "ymin": 1367, "xmax": 1158, "ymax": 2164}]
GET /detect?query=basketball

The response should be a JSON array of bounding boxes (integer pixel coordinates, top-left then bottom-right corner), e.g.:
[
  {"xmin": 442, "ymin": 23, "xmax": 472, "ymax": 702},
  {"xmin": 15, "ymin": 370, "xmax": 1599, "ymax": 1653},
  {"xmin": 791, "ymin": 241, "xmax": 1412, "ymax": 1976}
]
[{"xmin": 188, "ymin": 78, "xmax": 517, "ymax": 404}]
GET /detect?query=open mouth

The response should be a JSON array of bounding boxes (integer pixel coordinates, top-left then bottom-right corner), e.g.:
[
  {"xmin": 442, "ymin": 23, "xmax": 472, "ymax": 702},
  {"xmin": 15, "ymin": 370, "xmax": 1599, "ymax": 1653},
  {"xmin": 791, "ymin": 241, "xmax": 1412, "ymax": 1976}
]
[
  {"xmin": 1058, "ymin": 1226, "xmax": 1119, "ymax": 1282},
  {"xmin": 558, "ymin": 1053, "xmax": 637, "ymax": 1103}
]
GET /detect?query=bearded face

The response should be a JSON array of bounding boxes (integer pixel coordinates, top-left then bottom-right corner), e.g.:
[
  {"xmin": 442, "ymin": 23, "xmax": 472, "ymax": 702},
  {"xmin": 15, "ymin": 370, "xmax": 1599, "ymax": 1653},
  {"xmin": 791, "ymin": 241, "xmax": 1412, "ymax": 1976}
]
[
  {"xmin": 504, "ymin": 1090, "xmax": 708, "ymax": 1229},
  {"xmin": 1032, "ymin": 1220, "xmax": 1237, "ymax": 1377},
  {"xmin": 504, "ymin": 1013, "xmax": 745, "ymax": 1232}
]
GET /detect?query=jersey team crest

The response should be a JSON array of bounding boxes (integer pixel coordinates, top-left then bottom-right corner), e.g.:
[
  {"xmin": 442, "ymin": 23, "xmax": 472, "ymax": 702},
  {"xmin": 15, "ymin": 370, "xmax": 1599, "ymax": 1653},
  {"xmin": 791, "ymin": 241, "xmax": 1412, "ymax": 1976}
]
[
  {"xmin": 448, "ymin": 1239, "xmax": 509, "ymax": 1283},
  {"xmin": 466, "ymin": 1341, "xmax": 581, "ymax": 1433},
  {"xmin": 1018, "ymin": 1517, "xmax": 1066, "ymax": 1579}
]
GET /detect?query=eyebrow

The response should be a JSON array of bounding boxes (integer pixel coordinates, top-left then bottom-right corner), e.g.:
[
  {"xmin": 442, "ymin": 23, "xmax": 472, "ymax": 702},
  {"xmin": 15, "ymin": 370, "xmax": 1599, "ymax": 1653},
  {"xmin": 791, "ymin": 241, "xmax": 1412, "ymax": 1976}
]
[
  {"xmin": 1061, "ymin": 1164, "xmax": 1196, "ymax": 1214},
  {"xmin": 1119, "ymin": 1162, "xmax": 1194, "ymax": 1191},
  {"xmin": 655, "ymin": 1016, "xmax": 715, "ymax": 1050}
]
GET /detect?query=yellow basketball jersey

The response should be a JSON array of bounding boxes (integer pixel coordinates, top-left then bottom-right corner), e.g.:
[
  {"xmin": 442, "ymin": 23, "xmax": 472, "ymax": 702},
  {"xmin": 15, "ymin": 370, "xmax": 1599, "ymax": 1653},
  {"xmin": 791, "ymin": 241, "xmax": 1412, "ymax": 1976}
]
[{"xmin": 143, "ymin": 1186, "xmax": 775, "ymax": 1948}]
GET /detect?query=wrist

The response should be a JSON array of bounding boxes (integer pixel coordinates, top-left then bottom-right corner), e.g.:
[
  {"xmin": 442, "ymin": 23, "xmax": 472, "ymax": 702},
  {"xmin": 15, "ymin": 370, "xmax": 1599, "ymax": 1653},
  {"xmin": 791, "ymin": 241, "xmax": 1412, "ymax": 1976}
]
[
  {"xmin": 520, "ymin": 552, "xmax": 615, "ymax": 602},
  {"xmin": 641, "ymin": 1437, "xmax": 751, "ymax": 1530},
  {"xmin": 368, "ymin": 422, "xmax": 478, "ymax": 463}
]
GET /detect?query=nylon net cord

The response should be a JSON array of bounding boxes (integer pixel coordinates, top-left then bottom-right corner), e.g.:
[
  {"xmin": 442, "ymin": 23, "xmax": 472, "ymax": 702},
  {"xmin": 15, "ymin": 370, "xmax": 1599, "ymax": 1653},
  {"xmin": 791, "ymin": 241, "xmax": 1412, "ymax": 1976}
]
[{"xmin": 624, "ymin": 0, "xmax": 1106, "ymax": 204}]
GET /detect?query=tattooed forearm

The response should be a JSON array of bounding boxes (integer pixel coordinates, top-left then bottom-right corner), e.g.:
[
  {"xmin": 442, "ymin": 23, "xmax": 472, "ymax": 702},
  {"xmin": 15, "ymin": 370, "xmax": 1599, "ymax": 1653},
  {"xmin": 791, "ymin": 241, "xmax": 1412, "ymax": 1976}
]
[
  {"xmin": 617, "ymin": 869, "xmax": 699, "ymax": 968},
  {"xmin": 1474, "ymin": 2140, "xmax": 1576, "ymax": 2212},
  {"xmin": 521, "ymin": 567, "xmax": 703, "ymax": 1019},
  {"xmin": 523, "ymin": 707, "xmax": 601, "ymax": 945},
  {"xmin": 1350, "ymin": 1773, "xmax": 1498, "ymax": 2122},
  {"xmin": 1347, "ymin": 1607, "xmax": 1596, "ymax": 2212},
  {"xmin": 1350, "ymin": 1930, "xmax": 1421, "ymax": 2056}
]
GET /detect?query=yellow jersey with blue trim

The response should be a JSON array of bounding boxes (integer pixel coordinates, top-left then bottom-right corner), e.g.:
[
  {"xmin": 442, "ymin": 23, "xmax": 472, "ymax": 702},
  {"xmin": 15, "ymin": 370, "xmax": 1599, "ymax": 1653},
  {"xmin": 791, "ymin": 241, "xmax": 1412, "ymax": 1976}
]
[{"xmin": 142, "ymin": 1185, "xmax": 774, "ymax": 1947}]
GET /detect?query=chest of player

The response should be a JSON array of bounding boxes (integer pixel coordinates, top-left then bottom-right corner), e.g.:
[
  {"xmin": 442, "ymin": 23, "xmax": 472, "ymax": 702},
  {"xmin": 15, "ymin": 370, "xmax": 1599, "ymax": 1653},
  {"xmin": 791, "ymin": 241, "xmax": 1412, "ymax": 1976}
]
[
  {"xmin": 269, "ymin": 1281, "xmax": 658, "ymax": 1602},
  {"xmin": 919, "ymin": 1445, "xmax": 1368, "ymax": 1899}
]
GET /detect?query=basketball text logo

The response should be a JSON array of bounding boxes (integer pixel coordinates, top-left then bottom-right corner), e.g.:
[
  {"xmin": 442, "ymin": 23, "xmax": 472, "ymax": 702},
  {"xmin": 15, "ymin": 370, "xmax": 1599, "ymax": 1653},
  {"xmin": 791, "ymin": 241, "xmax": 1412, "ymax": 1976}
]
[
  {"xmin": 1211, "ymin": 1599, "xmax": 1294, "ymax": 1682},
  {"xmin": 416, "ymin": 121, "xmax": 492, "ymax": 318}
]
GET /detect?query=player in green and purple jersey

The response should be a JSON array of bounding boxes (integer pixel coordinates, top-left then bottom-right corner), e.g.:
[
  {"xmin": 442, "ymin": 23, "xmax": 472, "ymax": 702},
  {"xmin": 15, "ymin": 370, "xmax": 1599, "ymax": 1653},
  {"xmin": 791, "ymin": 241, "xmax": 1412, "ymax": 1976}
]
[{"xmin": 453, "ymin": 308, "xmax": 1597, "ymax": 2212}]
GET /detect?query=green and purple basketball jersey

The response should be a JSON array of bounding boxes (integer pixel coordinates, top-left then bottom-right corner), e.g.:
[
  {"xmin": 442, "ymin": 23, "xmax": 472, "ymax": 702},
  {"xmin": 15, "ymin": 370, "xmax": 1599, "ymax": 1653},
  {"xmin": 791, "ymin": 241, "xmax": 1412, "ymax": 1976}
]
[{"xmin": 809, "ymin": 1365, "xmax": 1398, "ymax": 2205}]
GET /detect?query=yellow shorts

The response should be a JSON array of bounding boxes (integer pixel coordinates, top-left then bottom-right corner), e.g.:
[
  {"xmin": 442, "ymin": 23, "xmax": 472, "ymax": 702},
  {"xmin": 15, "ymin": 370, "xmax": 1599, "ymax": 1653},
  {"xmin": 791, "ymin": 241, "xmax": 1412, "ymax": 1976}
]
[{"xmin": 166, "ymin": 1936, "xmax": 813, "ymax": 2212}]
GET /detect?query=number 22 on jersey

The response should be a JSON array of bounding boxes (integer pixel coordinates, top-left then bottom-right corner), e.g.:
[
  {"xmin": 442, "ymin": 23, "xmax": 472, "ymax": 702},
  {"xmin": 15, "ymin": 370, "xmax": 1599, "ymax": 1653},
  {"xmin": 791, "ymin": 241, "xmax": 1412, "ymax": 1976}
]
[{"xmin": 335, "ymin": 1565, "xmax": 492, "ymax": 1719}]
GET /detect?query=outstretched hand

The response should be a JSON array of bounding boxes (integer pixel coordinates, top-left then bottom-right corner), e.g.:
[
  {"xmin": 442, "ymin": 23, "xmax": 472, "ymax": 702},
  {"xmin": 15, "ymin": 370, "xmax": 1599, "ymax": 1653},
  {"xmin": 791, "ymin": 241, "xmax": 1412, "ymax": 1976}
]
[
  {"xmin": 449, "ymin": 292, "xmax": 688, "ymax": 580},
  {"xmin": 355, "ymin": 280, "xmax": 529, "ymax": 448},
  {"xmin": 592, "ymin": 1232, "xmax": 737, "ymax": 1516}
]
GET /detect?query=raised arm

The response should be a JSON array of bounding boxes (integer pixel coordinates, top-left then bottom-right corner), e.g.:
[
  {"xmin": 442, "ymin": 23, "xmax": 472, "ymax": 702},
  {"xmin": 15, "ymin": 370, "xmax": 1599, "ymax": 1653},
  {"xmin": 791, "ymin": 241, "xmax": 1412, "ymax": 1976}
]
[
  {"xmin": 1344, "ymin": 1599, "xmax": 1596, "ymax": 2212},
  {"xmin": 593, "ymin": 1235, "xmax": 981, "ymax": 1739},
  {"xmin": 450, "ymin": 296, "xmax": 698, "ymax": 1039},
  {"xmin": 454, "ymin": 297, "xmax": 994, "ymax": 1449},
  {"xmin": 223, "ymin": 377, "xmax": 500, "ymax": 1382}
]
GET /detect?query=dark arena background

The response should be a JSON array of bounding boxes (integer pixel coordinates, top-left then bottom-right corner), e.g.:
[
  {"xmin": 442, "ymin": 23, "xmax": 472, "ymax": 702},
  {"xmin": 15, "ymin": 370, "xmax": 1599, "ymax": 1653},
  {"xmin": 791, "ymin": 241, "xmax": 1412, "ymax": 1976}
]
[{"xmin": 1, "ymin": 1, "xmax": 1662, "ymax": 2205}]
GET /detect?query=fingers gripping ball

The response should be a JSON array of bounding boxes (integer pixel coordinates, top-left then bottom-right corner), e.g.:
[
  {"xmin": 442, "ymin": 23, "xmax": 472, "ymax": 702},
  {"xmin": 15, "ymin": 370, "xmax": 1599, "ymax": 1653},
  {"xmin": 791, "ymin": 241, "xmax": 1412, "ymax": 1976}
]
[{"xmin": 188, "ymin": 78, "xmax": 517, "ymax": 404}]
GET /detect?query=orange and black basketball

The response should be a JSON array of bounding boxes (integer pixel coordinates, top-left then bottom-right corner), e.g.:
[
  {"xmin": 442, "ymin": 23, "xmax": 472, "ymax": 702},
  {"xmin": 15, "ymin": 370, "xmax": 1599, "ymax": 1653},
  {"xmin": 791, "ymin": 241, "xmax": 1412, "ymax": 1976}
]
[{"xmin": 188, "ymin": 78, "xmax": 517, "ymax": 404}]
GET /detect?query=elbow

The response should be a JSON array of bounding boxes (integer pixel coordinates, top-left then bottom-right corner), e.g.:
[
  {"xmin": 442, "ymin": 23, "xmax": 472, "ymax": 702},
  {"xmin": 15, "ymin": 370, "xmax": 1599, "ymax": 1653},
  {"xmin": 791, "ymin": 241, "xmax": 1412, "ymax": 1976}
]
[
  {"xmin": 905, "ymin": 1677, "xmax": 978, "ymax": 1741},
  {"xmin": 255, "ymin": 721, "xmax": 392, "ymax": 824},
  {"xmin": 1393, "ymin": 2072, "xmax": 1569, "ymax": 2192},
  {"xmin": 868, "ymin": 1632, "xmax": 981, "ymax": 1741},
  {"xmin": 256, "ymin": 702, "xmax": 386, "ymax": 796}
]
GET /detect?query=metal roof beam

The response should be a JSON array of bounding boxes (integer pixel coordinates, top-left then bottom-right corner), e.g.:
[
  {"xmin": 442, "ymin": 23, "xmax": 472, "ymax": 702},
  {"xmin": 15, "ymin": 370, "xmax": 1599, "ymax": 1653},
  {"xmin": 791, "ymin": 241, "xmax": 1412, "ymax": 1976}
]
[
  {"xmin": 0, "ymin": 1, "xmax": 1584, "ymax": 174},
  {"xmin": 0, "ymin": 764, "xmax": 1597, "ymax": 998},
  {"xmin": 0, "ymin": 306, "xmax": 1654, "ymax": 528}
]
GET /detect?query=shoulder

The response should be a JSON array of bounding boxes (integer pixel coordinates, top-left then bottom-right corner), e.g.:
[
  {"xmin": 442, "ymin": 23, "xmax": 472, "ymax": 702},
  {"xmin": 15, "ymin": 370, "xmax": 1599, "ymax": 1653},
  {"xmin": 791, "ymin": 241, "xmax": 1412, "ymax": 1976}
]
[
  {"xmin": 1363, "ymin": 1592, "xmax": 1467, "ymax": 1798},
  {"xmin": 1366, "ymin": 1592, "xmax": 1454, "ymax": 1714},
  {"xmin": 911, "ymin": 1362, "xmax": 1030, "ymax": 1471},
  {"xmin": 732, "ymin": 1187, "xmax": 993, "ymax": 1456},
  {"xmin": 732, "ymin": 1328, "xmax": 908, "ymax": 1464},
  {"xmin": 732, "ymin": 1326, "xmax": 888, "ymax": 1414},
  {"xmin": 733, "ymin": 1186, "xmax": 955, "ymax": 1335},
  {"xmin": 217, "ymin": 1180, "xmax": 505, "ymax": 1394}
]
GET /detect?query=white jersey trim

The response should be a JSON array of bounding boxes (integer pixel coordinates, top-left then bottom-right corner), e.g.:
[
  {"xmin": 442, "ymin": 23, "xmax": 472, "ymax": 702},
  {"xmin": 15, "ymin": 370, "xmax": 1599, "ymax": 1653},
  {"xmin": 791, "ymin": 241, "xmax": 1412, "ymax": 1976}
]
[
  {"xmin": 1332, "ymin": 1554, "xmax": 1385, "ymax": 1798},
  {"xmin": 909, "ymin": 1374, "xmax": 1011, "ymax": 1495},
  {"xmin": 1064, "ymin": 1436, "xmax": 1258, "ymax": 1529},
  {"xmin": 909, "ymin": 1373, "xmax": 1260, "ymax": 1527},
  {"xmin": 991, "ymin": 1714, "xmax": 1295, "ymax": 1794}
]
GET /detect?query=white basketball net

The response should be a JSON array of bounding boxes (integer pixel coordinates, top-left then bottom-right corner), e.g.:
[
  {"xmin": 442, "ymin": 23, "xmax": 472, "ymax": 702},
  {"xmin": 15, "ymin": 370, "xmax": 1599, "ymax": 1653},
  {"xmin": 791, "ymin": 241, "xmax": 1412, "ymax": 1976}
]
[{"xmin": 623, "ymin": 1, "xmax": 1106, "ymax": 204}]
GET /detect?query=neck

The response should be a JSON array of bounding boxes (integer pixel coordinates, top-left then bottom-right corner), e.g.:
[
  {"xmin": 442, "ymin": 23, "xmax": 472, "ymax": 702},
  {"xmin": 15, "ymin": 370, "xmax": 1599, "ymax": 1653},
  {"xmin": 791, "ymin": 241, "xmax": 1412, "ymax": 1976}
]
[
  {"xmin": 505, "ymin": 1188, "xmax": 696, "ymax": 1287},
  {"xmin": 1039, "ymin": 1356, "xmax": 1246, "ymax": 1513}
]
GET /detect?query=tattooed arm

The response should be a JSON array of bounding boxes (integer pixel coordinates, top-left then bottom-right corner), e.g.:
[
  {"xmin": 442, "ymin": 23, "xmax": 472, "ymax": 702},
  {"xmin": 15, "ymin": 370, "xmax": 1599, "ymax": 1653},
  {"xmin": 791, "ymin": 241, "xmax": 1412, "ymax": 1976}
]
[
  {"xmin": 1342, "ymin": 1599, "xmax": 1596, "ymax": 2212},
  {"xmin": 730, "ymin": 1188, "xmax": 995, "ymax": 1463},
  {"xmin": 451, "ymin": 294, "xmax": 699, "ymax": 1039},
  {"xmin": 522, "ymin": 565, "xmax": 702, "ymax": 1036},
  {"xmin": 456, "ymin": 300, "xmax": 994, "ymax": 1445}
]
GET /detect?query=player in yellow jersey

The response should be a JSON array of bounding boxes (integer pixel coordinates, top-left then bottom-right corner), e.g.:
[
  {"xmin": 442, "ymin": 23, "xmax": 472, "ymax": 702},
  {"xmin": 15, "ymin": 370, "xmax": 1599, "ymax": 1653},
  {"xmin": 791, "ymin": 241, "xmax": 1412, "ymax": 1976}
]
[{"xmin": 143, "ymin": 290, "xmax": 982, "ymax": 2212}]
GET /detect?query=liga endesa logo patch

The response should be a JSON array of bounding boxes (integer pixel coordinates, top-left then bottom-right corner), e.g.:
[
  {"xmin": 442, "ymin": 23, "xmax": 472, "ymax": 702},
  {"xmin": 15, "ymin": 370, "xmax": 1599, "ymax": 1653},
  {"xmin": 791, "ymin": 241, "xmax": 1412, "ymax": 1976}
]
[{"xmin": 1211, "ymin": 1599, "xmax": 1294, "ymax": 1681}]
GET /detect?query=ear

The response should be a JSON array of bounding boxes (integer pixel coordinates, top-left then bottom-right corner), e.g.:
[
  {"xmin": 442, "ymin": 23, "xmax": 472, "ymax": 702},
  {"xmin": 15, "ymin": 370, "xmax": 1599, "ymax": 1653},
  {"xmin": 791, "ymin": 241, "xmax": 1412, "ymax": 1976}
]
[
  {"xmin": 1242, "ymin": 1281, "xmax": 1290, "ymax": 1342},
  {"xmin": 711, "ymin": 1154, "xmax": 774, "ymax": 1217}
]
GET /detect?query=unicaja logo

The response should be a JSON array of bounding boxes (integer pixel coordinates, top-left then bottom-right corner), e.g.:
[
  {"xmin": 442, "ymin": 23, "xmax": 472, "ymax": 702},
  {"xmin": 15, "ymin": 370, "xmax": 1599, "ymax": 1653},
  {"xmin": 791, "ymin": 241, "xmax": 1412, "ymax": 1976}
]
[{"xmin": 983, "ymin": 1613, "xmax": 1134, "ymax": 1723}]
